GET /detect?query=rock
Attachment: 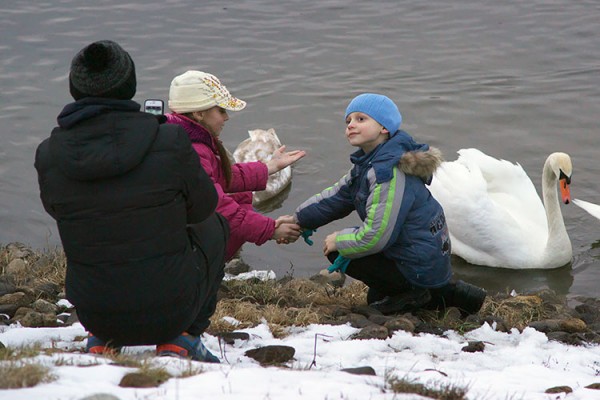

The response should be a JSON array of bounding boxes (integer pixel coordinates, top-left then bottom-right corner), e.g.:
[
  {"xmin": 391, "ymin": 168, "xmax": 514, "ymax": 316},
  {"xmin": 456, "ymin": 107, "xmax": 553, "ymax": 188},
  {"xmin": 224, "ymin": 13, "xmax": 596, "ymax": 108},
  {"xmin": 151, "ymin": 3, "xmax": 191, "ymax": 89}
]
[
  {"xmin": 0, "ymin": 304, "xmax": 19, "ymax": 318},
  {"xmin": 17, "ymin": 311, "xmax": 59, "ymax": 328},
  {"xmin": 0, "ymin": 292, "xmax": 32, "ymax": 308},
  {"xmin": 31, "ymin": 299, "xmax": 59, "ymax": 314},
  {"xmin": 351, "ymin": 325, "xmax": 389, "ymax": 340},
  {"xmin": 217, "ymin": 331, "xmax": 250, "ymax": 345},
  {"xmin": 368, "ymin": 314, "xmax": 392, "ymax": 326},
  {"xmin": 480, "ymin": 315, "xmax": 510, "ymax": 332},
  {"xmin": 351, "ymin": 305, "xmax": 383, "ymax": 319},
  {"xmin": 545, "ymin": 332, "xmax": 587, "ymax": 346},
  {"xmin": 345, "ymin": 313, "xmax": 373, "ymax": 329},
  {"xmin": 245, "ymin": 345, "xmax": 295, "ymax": 365},
  {"xmin": 224, "ymin": 258, "xmax": 250, "ymax": 275},
  {"xmin": 66, "ymin": 310, "xmax": 80, "ymax": 325},
  {"xmin": 309, "ymin": 269, "xmax": 346, "ymax": 288},
  {"xmin": 545, "ymin": 385, "xmax": 573, "ymax": 394},
  {"xmin": 0, "ymin": 281, "xmax": 16, "ymax": 297},
  {"xmin": 79, "ymin": 394, "xmax": 122, "ymax": 400},
  {"xmin": 585, "ymin": 383, "xmax": 600, "ymax": 390},
  {"xmin": 384, "ymin": 317, "xmax": 416, "ymax": 334},
  {"xmin": 4, "ymin": 242, "xmax": 34, "ymax": 262},
  {"xmin": 529, "ymin": 318, "xmax": 587, "ymax": 334},
  {"xmin": 119, "ymin": 372, "xmax": 164, "ymax": 388},
  {"xmin": 462, "ymin": 341, "xmax": 485, "ymax": 353},
  {"xmin": 6, "ymin": 259, "xmax": 29, "ymax": 275},
  {"xmin": 340, "ymin": 366, "xmax": 376, "ymax": 376},
  {"xmin": 0, "ymin": 341, "xmax": 5, "ymax": 350}
]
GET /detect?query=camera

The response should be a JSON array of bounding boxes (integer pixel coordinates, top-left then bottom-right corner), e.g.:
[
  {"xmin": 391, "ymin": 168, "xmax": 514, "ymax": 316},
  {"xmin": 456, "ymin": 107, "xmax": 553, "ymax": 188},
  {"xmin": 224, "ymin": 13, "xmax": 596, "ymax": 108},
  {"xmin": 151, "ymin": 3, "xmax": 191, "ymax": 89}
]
[{"xmin": 144, "ymin": 99, "xmax": 164, "ymax": 115}]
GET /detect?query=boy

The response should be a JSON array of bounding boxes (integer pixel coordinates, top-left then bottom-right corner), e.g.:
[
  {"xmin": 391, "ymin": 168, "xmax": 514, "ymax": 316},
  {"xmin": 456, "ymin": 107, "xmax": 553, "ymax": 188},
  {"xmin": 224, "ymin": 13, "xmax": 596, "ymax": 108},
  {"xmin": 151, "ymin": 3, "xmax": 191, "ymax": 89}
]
[{"xmin": 292, "ymin": 93, "xmax": 485, "ymax": 315}]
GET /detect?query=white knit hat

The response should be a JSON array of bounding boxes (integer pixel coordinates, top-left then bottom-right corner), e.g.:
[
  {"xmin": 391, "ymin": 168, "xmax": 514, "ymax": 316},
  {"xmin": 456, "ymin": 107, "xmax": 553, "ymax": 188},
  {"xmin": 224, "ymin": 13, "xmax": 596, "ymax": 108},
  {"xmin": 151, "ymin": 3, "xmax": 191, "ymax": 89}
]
[{"xmin": 168, "ymin": 70, "xmax": 246, "ymax": 113}]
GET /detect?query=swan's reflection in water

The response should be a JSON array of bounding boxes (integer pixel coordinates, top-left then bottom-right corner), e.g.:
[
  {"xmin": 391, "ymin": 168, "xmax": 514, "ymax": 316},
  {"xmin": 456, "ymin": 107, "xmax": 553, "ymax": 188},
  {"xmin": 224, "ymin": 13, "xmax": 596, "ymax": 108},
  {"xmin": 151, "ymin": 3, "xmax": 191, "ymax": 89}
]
[
  {"xmin": 451, "ymin": 256, "xmax": 574, "ymax": 296},
  {"xmin": 253, "ymin": 182, "xmax": 292, "ymax": 214}
]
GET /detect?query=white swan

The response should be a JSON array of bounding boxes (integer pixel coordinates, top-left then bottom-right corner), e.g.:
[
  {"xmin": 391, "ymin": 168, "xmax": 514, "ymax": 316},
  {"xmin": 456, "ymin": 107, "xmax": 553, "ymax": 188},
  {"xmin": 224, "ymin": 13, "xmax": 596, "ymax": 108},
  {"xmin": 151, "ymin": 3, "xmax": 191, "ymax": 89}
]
[
  {"xmin": 573, "ymin": 198, "xmax": 600, "ymax": 220},
  {"xmin": 427, "ymin": 148, "xmax": 572, "ymax": 269},
  {"xmin": 233, "ymin": 128, "xmax": 292, "ymax": 204}
]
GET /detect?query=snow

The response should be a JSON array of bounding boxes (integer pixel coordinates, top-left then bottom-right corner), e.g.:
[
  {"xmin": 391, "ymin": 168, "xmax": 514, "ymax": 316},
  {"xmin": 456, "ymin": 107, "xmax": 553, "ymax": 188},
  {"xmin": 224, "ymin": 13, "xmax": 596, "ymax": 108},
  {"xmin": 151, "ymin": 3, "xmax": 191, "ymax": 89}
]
[{"xmin": 2, "ymin": 315, "xmax": 600, "ymax": 399}]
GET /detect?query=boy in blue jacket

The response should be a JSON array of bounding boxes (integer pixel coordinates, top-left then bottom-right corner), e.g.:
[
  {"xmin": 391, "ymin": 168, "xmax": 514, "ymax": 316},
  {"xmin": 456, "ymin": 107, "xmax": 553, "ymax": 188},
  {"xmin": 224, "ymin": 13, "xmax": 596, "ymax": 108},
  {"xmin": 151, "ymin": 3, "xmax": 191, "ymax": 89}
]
[{"xmin": 291, "ymin": 93, "xmax": 485, "ymax": 315}]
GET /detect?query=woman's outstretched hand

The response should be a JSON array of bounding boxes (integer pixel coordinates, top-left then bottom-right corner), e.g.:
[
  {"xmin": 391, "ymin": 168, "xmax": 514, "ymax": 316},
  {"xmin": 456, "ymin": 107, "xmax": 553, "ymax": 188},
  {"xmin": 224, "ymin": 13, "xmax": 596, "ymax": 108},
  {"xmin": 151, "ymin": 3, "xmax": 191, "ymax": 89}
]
[{"xmin": 266, "ymin": 145, "xmax": 306, "ymax": 175}]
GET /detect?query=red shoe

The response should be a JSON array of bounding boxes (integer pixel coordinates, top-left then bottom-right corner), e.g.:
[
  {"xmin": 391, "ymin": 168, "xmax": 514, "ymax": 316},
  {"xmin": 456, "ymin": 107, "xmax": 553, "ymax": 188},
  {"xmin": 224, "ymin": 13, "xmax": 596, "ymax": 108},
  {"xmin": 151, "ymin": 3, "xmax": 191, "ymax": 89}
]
[
  {"xmin": 85, "ymin": 334, "xmax": 122, "ymax": 355},
  {"xmin": 156, "ymin": 332, "xmax": 219, "ymax": 363}
]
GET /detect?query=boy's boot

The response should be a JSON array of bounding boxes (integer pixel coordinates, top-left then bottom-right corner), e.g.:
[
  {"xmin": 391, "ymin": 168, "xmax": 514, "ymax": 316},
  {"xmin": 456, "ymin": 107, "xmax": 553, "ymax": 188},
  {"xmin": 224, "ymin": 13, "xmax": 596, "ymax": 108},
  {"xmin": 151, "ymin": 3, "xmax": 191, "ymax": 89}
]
[
  {"xmin": 450, "ymin": 280, "xmax": 487, "ymax": 315},
  {"xmin": 369, "ymin": 287, "xmax": 432, "ymax": 315}
]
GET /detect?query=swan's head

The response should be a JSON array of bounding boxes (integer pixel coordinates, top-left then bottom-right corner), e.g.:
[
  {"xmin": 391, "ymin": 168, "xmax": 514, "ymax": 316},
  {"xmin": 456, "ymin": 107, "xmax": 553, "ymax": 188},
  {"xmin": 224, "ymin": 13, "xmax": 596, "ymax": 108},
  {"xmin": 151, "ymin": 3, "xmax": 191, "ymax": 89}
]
[{"xmin": 547, "ymin": 152, "xmax": 572, "ymax": 204}]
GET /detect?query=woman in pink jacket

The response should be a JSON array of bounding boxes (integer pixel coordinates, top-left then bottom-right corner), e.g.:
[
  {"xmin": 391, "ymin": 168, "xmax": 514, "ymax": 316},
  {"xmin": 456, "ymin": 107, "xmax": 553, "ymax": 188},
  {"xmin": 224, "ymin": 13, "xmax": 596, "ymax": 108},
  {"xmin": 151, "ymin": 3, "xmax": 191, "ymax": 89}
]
[{"xmin": 166, "ymin": 70, "xmax": 306, "ymax": 261}]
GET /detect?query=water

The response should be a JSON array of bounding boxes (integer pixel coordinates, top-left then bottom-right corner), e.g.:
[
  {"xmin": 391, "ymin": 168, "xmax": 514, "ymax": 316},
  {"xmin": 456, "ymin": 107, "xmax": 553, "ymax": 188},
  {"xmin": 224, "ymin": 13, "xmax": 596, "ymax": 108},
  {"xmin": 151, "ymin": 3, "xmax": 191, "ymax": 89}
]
[{"xmin": 2, "ymin": 0, "xmax": 600, "ymax": 298}]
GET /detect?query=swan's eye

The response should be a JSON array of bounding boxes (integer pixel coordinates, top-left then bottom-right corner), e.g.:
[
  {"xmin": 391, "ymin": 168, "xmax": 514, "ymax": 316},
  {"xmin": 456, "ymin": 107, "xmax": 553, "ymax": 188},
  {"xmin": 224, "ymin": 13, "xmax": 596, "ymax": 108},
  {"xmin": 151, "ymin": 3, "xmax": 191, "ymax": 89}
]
[{"xmin": 559, "ymin": 170, "xmax": 571, "ymax": 185}]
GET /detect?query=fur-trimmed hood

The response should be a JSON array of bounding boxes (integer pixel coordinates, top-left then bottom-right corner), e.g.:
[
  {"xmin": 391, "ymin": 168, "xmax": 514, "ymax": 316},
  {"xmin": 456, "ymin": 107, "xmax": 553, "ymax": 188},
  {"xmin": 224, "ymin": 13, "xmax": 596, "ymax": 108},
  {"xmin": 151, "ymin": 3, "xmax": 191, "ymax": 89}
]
[{"xmin": 399, "ymin": 146, "xmax": 444, "ymax": 182}]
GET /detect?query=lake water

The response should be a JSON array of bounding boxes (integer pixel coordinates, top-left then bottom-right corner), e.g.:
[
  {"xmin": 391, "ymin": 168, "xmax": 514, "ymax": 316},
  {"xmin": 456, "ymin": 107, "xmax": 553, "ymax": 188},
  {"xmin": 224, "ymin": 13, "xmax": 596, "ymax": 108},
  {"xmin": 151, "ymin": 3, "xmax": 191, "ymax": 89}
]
[{"xmin": 2, "ymin": 0, "xmax": 600, "ymax": 299}]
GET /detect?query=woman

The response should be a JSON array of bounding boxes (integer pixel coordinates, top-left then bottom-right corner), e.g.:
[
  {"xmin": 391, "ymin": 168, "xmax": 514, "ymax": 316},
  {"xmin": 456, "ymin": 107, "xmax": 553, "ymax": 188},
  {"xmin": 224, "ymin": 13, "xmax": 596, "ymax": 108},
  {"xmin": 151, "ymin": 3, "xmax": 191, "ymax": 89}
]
[{"xmin": 166, "ymin": 70, "xmax": 306, "ymax": 261}]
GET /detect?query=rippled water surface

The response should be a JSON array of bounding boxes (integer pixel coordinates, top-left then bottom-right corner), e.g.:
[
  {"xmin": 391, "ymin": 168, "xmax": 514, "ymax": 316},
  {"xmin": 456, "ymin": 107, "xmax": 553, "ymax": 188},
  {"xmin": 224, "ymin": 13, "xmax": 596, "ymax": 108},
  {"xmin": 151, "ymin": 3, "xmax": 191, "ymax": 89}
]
[{"xmin": 2, "ymin": 0, "xmax": 600, "ymax": 298}]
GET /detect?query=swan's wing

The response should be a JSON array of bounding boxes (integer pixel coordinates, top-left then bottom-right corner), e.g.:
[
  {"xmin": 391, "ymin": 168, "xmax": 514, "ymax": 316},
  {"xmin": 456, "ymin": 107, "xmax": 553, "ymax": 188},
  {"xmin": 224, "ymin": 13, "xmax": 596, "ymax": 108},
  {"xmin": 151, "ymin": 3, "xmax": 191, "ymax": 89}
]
[
  {"xmin": 428, "ymin": 149, "xmax": 547, "ymax": 267},
  {"xmin": 456, "ymin": 149, "xmax": 547, "ymax": 232},
  {"xmin": 573, "ymin": 198, "xmax": 600, "ymax": 220}
]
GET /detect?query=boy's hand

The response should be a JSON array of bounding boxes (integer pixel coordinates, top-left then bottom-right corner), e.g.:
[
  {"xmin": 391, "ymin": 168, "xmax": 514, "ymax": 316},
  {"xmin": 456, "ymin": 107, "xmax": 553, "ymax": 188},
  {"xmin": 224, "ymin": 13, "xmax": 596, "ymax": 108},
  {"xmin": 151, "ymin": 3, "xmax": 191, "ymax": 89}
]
[
  {"xmin": 266, "ymin": 146, "xmax": 306, "ymax": 175},
  {"xmin": 323, "ymin": 231, "xmax": 339, "ymax": 255},
  {"xmin": 272, "ymin": 221, "xmax": 302, "ymax": 244}
]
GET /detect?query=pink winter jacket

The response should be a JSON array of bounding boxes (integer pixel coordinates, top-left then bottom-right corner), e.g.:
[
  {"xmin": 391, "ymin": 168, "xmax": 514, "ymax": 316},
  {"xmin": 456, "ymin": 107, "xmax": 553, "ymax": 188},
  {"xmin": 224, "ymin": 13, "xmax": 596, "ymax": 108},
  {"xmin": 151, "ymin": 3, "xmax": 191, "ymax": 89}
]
[{"xmin": 165, "ymin": 114, "xmax": 275, "ymax": 260}]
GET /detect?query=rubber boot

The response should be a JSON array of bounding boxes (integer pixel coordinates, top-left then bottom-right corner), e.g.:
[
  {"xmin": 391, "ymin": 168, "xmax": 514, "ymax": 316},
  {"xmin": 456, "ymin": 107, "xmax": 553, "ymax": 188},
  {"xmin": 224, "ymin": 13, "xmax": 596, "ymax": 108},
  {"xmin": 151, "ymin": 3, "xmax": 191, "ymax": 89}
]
[{"xmin": 451, "ymin": 280, "xmax": 487, "ymax": 315}]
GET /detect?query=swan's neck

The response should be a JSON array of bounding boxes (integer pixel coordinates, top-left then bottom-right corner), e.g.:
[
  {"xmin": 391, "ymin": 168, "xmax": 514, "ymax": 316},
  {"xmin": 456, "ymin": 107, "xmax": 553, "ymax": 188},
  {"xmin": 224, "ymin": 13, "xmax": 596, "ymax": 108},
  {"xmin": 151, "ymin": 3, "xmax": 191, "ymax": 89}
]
[{"xmin": 541, "ymin": 158, "xmax": 570, "ymax": 251}]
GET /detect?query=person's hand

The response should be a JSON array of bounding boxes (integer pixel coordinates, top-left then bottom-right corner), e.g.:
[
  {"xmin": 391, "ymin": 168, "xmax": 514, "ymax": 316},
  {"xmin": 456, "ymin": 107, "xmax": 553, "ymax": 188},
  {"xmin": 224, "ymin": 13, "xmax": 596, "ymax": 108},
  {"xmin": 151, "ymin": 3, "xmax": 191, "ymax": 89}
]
[
  {"xmin": 275, "ymin": 215, "xmax": 296, "ymax": 225},
  {"xmin": 323, "ymin": 231, "xmax": 339, "ymax": 255},
  {"xmin": 272, "ymin": 222, "xmax": 302, "ymax": 244},
  {"xmin": 266, "ymin": 146, "xmax": 306, "ymax": 175}
]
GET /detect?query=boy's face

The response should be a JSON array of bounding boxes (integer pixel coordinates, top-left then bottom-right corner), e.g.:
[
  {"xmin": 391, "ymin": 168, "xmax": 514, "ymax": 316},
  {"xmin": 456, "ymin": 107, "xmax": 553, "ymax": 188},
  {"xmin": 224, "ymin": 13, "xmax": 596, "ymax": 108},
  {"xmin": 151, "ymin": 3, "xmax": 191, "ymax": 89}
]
[{"xmin": 345, "ymin": 112, "xmax": 389, "ymax": 153}]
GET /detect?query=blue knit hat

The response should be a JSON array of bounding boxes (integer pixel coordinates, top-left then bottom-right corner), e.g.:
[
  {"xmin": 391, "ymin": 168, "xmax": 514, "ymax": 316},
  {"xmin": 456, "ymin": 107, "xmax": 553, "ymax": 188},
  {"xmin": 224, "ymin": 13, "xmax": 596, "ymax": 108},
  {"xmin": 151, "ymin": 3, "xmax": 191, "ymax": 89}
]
[{"xmin": 345, "ymin": 93, "xmax": 402, "ymax": 136}]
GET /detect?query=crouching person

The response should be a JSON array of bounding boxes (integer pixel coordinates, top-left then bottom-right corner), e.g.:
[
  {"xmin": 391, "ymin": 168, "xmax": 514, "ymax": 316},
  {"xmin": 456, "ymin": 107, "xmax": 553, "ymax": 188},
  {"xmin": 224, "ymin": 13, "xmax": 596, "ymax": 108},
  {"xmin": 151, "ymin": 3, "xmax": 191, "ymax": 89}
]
[
  {"xmin": 288, "ymin": 93, "xmax": 486, "ymax": 316},
  {"xmin": 34, "ymin": 40, "xmax": 227, "ymax": 362}
]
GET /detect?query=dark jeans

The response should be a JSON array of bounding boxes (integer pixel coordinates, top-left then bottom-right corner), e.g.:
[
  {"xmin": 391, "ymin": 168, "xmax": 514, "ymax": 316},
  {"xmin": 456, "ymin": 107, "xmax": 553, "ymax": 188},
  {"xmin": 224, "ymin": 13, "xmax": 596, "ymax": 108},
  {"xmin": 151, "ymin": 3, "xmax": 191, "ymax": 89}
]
[
  {"xmin": 326, "ymin": 251, "xmax": 413, "ymax": 302},
  {"xmin": 326, "ymin": 251, "xmax": 453, "ymax": 307}
]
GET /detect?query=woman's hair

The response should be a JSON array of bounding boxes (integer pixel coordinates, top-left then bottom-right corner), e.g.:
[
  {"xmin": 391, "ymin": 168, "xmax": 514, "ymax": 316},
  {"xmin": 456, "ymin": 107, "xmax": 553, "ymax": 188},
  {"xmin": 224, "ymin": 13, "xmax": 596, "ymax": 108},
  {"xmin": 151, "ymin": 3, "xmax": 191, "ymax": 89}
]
[{"xmin": 181, "ymin": 112, "xmax": 232, "ymax": 187}]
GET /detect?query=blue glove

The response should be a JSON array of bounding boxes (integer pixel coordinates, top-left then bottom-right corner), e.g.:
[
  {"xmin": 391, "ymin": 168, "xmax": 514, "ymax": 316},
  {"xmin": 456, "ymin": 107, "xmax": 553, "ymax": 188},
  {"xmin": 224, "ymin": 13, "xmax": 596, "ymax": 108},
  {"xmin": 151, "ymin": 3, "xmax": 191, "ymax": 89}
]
[
  {"xmin": 327, "ymin": 254, "xmax": 350, "ymax": 274},
  {"xmin": 302, "ymin": 229, "xmax": 316, "ymax": 246}
]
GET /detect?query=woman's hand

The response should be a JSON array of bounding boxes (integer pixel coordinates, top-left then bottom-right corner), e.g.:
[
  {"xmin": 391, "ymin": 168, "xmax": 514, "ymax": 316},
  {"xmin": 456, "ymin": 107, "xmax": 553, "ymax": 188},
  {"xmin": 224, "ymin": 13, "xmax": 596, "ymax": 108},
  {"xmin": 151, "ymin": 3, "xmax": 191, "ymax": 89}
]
[
  {"xmin": 266, "ymin": 145, "xmax": 306, "ymax": 175},
  {"xmin": 272, "ymin": 218, "xmax": 302, "ymax": 244},
  {"xmin": 323, "ymin": 231, "xmax": 339, "ymax": 255}
]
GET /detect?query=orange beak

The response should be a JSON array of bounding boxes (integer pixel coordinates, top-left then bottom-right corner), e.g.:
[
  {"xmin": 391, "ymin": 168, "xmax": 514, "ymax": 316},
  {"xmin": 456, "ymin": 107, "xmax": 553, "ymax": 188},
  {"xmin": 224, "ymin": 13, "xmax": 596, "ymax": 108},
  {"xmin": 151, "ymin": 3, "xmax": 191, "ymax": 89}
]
[{"xmin": 559, "ymin": 178, "xmax": 571, "ymax": 204}]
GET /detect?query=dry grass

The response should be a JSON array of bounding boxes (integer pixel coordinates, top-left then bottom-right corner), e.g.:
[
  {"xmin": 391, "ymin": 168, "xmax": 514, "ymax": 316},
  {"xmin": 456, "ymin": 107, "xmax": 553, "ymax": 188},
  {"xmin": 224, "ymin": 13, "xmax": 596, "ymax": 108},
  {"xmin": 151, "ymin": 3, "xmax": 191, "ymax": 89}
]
[
  {"xmin": 480, "ymin": 294, "xmax": 550, "ymax": 330},
  {"xmin": 0, "ymin": 243, "xmax": 66, "ymax": 288},
  {"xmin": 208, "ymin": 279, "xmax": 368, "ymax": 337},
  {"xmin": 0, "ymin": 362, "xmax": 56, "ymax": 389},
  {"xmin": 387, "ymin": 376, "xmax": 468, "ymax": 400}
]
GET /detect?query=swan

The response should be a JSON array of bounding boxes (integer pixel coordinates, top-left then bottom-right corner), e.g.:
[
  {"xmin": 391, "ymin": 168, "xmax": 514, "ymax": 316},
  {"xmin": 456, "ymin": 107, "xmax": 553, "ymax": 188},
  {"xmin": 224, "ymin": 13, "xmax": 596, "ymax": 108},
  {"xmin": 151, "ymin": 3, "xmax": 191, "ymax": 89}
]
[
  {"xmin": 233, "ymin": 128, "xmax": 292, "ymax": 204},
  {"xmin": 573, "ymin": 198, "xmax": 600, "ymax": 220},
  {"xmin": 427, "ymin": 148, "xmax": 573, "ymax": 269}
]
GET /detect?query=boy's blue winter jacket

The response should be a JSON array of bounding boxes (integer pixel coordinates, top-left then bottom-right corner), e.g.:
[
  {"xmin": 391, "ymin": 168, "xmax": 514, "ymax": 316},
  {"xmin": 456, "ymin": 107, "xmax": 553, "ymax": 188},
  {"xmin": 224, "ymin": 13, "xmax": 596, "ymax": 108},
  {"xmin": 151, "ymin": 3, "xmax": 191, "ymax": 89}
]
[{"xmin": 295, "ymin": 131, "xmax": 452, "ymax": 288}]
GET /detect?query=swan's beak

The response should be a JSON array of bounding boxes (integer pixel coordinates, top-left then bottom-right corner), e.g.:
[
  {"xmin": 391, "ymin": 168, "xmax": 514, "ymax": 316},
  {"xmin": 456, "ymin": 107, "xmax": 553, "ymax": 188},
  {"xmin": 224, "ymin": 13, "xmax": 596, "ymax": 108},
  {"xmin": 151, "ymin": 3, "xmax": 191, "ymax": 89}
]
[{"xmin": 559, "ymin": 178, "xmax": 571, "ymax": 205}]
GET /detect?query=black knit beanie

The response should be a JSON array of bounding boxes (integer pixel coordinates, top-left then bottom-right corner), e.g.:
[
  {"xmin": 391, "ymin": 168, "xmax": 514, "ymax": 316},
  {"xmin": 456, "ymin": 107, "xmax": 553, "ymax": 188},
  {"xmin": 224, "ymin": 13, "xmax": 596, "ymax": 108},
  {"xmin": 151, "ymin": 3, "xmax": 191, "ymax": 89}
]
[{"xmin": 69, "ymin": 40, "xmax": 137, "ymax": 100}]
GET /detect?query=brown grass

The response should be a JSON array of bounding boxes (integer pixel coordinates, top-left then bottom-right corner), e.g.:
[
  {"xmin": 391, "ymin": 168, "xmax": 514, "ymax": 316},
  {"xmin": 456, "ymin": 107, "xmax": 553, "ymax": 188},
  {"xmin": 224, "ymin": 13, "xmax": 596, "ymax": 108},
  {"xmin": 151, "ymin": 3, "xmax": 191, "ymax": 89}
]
[
  {"xmin": 0, "ymin": 243, "xmax": 66, "ymax": 288},
  {"xmin": 208, "ymin": 279, "xmax": 368, "ymax": 337},
  {"xmin": 479, "ymin": 294, "xmax": 549, "ymax": 330},
  {"xmin": 0, "ymin": 362, "xmax": 56, "ymax": 389},
  {"xmin": 387, "ymin": 376, "xmax": 468, "ymax": 400}
]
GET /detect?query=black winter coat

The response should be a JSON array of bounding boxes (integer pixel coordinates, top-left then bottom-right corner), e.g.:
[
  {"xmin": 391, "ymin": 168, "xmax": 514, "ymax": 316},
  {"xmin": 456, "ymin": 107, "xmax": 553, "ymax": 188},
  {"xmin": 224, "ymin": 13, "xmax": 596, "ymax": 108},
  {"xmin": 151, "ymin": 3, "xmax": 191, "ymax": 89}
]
[{"xmin": 35, "ymin": 99, "xmax": 218, "ymax": 334}]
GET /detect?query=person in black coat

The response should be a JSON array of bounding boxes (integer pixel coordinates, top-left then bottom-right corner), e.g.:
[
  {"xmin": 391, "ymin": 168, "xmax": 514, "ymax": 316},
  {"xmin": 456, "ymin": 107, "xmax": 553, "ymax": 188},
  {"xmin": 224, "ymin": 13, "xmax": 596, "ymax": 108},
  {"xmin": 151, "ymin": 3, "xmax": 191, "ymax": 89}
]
[{"xmin": 34, "ymin": 40, "xmax": 228, "ymax": 363}]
